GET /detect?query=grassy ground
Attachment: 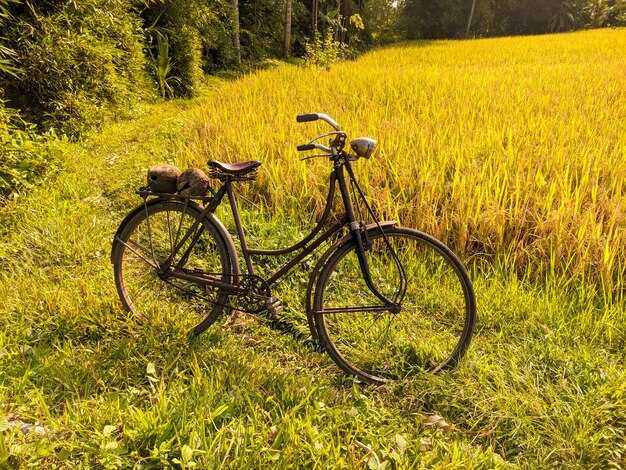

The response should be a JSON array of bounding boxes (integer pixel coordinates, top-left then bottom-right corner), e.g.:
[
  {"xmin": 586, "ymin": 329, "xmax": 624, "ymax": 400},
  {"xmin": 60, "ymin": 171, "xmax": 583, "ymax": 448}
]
[{"xmin": 1, "ymin": 30, "xmax": 625, "ymax": 468}]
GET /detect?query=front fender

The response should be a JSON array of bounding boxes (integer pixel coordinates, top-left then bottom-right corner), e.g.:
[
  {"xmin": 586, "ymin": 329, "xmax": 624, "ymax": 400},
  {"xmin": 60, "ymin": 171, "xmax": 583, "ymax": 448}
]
[{"xmin": 304, "ymin": 220, "xmax": 397, "ymax": 341}]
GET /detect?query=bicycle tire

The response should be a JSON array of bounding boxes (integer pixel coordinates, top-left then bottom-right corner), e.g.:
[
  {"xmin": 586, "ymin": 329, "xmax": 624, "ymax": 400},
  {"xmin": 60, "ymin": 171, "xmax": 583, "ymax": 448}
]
[
  {"xmin": 112, "ymin": 200, "xmax": 232, "ymax": 336},
  {"xmin": 313, "ymin": 227, "xmax": 476, "ymax": 384}
]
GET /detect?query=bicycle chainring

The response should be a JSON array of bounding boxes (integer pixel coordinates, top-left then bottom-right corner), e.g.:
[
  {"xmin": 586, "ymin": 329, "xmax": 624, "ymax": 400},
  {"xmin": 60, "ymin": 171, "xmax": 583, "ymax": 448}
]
[{"xmin": 235, "ymin": 274, "xmax": 272, "ymax": 314}]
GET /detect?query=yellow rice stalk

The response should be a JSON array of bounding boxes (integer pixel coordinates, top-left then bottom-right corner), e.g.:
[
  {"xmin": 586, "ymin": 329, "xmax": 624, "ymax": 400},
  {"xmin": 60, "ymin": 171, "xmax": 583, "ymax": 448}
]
[{"xmin": 183, "ymin": 29, "xmax": 626, "ymax": 296}]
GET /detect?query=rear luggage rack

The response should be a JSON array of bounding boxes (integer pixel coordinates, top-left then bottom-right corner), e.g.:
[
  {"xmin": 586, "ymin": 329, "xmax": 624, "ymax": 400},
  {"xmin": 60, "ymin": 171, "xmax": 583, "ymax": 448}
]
[{"xmin": 136, "ymin": 185, "xmax": 217, "ymax": 202}]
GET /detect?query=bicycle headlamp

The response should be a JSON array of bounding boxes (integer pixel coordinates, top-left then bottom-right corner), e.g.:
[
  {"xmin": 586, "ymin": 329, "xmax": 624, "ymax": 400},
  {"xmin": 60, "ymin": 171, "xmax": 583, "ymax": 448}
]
[{"xmin": 350, "ymin": 137, "xmax": 377, "ymax": 159}]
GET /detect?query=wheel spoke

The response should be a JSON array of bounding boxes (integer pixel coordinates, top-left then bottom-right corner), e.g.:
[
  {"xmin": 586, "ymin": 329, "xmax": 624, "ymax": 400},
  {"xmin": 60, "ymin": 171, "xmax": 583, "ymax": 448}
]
[
  {"xmin": 167, "ymin": 210, "xmax": 174, "ymax": 254},
  {"xmin": 122, "ymin": 238, "xmax": 160, "ymax": 268}
]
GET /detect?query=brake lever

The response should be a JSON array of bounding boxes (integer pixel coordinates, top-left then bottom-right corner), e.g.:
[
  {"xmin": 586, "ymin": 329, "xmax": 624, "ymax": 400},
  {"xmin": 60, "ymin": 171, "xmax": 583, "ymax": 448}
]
[
  {"xmin": 307, "ymin": 131, "xmax": 347, "ymax": 145},
  {"xmin": 300, "ymin": 154, "xmax": 333, "ymax": 161}
]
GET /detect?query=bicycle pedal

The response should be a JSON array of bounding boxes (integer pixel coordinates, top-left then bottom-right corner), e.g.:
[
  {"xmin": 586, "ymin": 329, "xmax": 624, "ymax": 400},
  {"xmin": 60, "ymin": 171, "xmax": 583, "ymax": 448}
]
[{"xmin": 265, "ymin": 296, "xmax": 284, "ymax": 315}]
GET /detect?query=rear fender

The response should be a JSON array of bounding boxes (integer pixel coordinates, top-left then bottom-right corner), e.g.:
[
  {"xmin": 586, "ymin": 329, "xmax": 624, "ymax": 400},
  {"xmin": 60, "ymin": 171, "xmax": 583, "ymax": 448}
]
[{"xmin": 304, "ymin": 220, "xmax": 397, "ymax": 341}]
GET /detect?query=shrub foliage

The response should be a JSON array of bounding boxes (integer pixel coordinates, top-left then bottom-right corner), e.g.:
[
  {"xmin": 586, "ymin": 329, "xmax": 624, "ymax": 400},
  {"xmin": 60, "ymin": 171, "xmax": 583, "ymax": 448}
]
[
  {"xmin": 0, "ymin": 101, "xmax": 61, "ymax": 200},
  {"xmin": 1, "ymin": 0, "xmax": 147, "ymax": 137}
]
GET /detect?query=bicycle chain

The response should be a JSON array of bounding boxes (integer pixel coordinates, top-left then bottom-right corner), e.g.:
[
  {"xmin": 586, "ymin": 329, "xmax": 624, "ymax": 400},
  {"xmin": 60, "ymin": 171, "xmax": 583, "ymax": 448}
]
[{"xmin": 160, "ymin": 270, "xmax": 273, "ymax": 314}]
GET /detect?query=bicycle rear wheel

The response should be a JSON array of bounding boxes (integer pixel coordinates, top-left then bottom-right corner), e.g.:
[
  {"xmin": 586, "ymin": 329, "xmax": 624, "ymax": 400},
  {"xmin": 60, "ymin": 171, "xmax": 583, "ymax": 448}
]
[
  {"xmin": 112, "ymin": 200, "xmax": 232, "ymax": 335},
  {"xmin": 313, "ymin": 227, "xmax": 476, "ymax": 384}
]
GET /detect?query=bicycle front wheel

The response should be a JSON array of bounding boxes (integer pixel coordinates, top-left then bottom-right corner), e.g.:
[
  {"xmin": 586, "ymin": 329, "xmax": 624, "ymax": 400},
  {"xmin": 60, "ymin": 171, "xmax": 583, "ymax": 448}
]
[
  {"xmin": 313, "ymin": 227, "xmax": 476, "ymax": 384},
  {"xmin": 112, "ymin": 200, "xmax": 232, "ymax": 335}
]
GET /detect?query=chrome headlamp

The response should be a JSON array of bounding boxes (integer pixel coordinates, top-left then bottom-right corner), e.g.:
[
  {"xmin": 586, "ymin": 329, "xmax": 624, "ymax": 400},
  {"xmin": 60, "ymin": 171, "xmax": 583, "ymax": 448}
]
[{"xmin": 350, "ymin": 137, "xmax": 378, "ymax": 159}]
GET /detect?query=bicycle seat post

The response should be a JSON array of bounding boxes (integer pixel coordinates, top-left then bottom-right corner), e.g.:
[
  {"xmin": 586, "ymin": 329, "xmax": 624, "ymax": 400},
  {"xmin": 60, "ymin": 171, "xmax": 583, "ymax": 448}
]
[{"xmin": 225, "ymin": 181, "xmax": 256, "ymax": 277}]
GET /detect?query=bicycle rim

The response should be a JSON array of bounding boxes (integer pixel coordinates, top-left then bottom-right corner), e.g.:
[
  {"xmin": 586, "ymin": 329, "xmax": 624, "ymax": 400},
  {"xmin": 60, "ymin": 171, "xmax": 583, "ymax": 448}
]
[
  {"xmin": 314, "ymin": 227, "xmax": 476, "ymax": 383},
  {"xmin": 112, "ymin": 201, "xmax": 231, "ymax": 334}
]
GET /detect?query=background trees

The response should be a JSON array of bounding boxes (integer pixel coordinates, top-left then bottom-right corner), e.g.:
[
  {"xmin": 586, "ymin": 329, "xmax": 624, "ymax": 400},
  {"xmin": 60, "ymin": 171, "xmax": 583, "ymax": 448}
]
[
  {"xmin": 0, "ymin": 0, "xmax": 623, "ymax": 137},
  {"xmin": 399, "ymin": 0, "xmax": 626, "ymax": 38}
]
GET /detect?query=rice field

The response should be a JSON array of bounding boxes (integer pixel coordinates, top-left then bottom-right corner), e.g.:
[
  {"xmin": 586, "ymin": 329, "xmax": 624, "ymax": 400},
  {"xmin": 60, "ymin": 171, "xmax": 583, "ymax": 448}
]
[{"xmin": 183, "ymin": 28, "xmax": 626, "ymax": 297}]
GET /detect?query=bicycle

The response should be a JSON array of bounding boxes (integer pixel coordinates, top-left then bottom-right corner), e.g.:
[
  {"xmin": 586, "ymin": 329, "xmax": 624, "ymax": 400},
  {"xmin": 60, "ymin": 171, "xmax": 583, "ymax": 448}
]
[{"xmin": 111, "ymin": 113, "xmax": 477, "ymax": 384}]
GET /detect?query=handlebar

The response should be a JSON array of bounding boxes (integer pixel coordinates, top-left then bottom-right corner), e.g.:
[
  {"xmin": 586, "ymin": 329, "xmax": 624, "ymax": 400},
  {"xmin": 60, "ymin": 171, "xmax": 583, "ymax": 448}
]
[
  {"xmin": 297, "ymin": 143, "xmax": 332, "ymax": 153},
  {"xmin": 296, "ymin": 113, "xmax": 319, "ymax": 123},
  {"xmin": 296, "ymin": 144, "xmax": 315, "ymax": 151},
  {"xmin": 296, "ymin": 113, "xmax": 341, "ymax": 131},
  {"xmin": 296, "ymin": 113, "xmax": 343, "ymax": 154},
  {"xmin": 295, "ymin": 113, "xmax": 377, "ymax": 160}
]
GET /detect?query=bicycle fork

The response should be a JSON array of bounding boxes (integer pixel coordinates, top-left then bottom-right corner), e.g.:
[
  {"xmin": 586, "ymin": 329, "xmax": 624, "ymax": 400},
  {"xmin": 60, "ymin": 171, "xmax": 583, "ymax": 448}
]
[{"xmin": 334, "ymin": 158, "xmax": 404, "ymax": 312}]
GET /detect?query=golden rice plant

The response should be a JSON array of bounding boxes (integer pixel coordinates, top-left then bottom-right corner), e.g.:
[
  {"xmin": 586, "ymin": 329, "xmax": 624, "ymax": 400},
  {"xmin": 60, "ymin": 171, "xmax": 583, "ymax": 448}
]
[{"xmin": 182, "ymin": 29, "xmax": 626, "ymax": 297}]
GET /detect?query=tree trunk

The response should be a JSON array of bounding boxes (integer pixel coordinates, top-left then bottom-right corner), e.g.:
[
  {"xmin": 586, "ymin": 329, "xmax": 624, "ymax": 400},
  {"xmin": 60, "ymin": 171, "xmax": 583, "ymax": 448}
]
[
  {"xmin": 466, "ymin": 0, "xmax": 477, "ymax": 37},
  {"xmin": 231, "ymin": 0, "xmax": 241, "ymax": 65},
  {"xmin": 284, "ymin": 0, "xmax": 292, "ymax": 57},
  {"xmin": 310, "ymin": 0, "xmax": 318, "ymax": 42},
  {"xmin": 334, "ymin": 0, "xmax": 342, "ymax": 42}
]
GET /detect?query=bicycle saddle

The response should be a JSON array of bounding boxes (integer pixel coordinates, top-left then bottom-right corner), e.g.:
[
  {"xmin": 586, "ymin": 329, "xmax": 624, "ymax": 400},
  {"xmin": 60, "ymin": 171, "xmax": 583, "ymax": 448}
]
[{"xmin": 207, "ymin": 160, "xmax": 262, "ymax": 176}]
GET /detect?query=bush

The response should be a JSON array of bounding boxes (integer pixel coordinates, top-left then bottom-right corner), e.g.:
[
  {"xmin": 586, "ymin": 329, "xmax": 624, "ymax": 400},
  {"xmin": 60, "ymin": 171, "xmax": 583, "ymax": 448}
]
[
  {"xmin": 0, "ymin": 101, "xmax": 62, "ymax": 200},
  {"xmin": 303, "ymin": 31, "xmax": 348, "ymax": 70},
  {"xmin": 142, "ymin": 0, "xmax": 220, "ymax": 96},
  {"xmin": 1, "ymin": 0, "xmax": 148, "ymax": 137},
  {"xmin": 170, "ymin": 26, "xmax": 203, "ymax": 96}
]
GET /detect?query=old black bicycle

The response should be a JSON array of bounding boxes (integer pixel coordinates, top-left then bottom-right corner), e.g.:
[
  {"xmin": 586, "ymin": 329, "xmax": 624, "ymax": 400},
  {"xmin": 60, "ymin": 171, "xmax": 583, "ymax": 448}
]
[{"xmin": 111, "ymin": 113, "xmax": 476, "ymax": 384}]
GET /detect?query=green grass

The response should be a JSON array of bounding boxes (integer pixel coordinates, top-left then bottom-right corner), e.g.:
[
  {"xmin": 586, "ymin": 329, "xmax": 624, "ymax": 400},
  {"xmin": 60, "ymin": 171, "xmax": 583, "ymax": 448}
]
[{"xmin": 1, "ymin": 31, "xmax": 625, "ymax": 468}]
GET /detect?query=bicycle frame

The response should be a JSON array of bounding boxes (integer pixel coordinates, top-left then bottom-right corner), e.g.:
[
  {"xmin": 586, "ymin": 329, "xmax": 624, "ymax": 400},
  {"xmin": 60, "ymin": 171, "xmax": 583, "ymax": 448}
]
[{"xmin": 155, "ymin": 151, "xmax": 402, "ymax": 310}]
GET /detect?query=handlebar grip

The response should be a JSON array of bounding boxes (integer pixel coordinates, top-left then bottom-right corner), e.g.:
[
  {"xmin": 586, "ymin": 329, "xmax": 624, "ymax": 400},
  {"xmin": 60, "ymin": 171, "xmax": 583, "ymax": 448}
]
[
  {"xmin": 297, "ymin": 144, "xmax": 316, "ymax": 151},
  {"xmin": 296, "ymin": 113, "xmax": 319, "ymax": 123}
]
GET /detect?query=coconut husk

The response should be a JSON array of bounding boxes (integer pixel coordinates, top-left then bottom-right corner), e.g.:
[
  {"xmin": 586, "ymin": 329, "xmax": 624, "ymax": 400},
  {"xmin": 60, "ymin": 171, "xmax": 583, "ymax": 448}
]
[
  {"xmin": 147, "ymin": 164, "xmax": 181, "ymax": 193},
  {"xmin": 177, "ymin": 168, "xmax": 210, "ymax": 196}
]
